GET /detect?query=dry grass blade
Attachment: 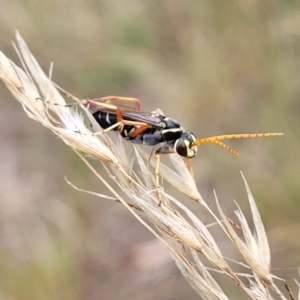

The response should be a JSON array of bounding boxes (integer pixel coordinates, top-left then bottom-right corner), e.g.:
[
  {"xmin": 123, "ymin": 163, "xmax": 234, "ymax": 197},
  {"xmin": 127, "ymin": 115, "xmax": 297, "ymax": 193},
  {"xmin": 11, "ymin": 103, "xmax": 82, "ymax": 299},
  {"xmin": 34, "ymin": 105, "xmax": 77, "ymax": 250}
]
[
  {"xmin": 0, "ymin": 32, "xmax": 293, "ymax": 299},
  {"xmin": 216, "ymin": 191, "xmax": 271, "ymax": 280},
  {"xmin": 241, "ymin": 172, "xmax": 271, "ymax": 272},
  {"xmin": 215, "ymin": 179, "xmax": 290, "ymax": 300},
  {"xmin": 138, "ymin": 148, "xmax": 201, "ymax": 200}
]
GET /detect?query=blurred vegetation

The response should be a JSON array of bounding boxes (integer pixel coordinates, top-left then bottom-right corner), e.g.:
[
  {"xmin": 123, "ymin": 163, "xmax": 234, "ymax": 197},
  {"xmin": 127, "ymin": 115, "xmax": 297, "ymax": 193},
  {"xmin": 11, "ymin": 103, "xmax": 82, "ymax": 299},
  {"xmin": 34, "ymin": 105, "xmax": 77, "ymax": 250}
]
[{"xmin": 0, "ymin": 0, "xmax": 300, "ymax": 299}]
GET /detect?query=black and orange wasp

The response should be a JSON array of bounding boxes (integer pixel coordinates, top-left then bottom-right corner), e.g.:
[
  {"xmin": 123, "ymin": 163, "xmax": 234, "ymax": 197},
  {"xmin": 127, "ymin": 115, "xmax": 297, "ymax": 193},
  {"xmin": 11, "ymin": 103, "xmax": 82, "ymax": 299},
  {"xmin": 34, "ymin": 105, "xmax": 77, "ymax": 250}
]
[{"xmin": 44, "ymin": 94, "xmax": 283, "ymax": 188}]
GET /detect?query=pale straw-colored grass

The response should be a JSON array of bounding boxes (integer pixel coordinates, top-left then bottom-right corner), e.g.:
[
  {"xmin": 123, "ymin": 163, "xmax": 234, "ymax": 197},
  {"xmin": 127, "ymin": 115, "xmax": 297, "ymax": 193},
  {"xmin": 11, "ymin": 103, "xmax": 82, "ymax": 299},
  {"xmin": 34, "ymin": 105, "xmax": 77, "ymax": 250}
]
[{"xmin": 0, "ymin": 32, "xmax": 296, "ymax": 300}]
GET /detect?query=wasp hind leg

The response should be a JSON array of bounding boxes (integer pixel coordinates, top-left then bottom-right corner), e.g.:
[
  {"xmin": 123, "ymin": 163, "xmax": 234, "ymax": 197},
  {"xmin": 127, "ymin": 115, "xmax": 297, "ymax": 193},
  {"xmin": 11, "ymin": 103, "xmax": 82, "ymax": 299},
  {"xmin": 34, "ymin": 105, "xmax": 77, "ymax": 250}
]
[
  {"xmin": 92, "ymin": 119, "xmax": 149, "ymax": 136},
  {"xmin": 92, "ymin": 106, "xmax": 149, "ymax": 136},
  {"xmin": 89, "ymin": 96, "xmax": 141, "ymax": 110}
]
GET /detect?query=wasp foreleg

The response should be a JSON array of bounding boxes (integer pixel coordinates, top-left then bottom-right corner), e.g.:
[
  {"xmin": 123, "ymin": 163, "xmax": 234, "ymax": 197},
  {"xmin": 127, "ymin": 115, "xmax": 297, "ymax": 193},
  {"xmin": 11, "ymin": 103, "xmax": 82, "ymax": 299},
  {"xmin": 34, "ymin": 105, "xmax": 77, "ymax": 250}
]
[
  {"xmin": 186, "ymin": 158, "xmax": 194, "ymax": 177},
  {"xmin": 154, "ymin": 144, "xmax": 175, "ymax": 205}
]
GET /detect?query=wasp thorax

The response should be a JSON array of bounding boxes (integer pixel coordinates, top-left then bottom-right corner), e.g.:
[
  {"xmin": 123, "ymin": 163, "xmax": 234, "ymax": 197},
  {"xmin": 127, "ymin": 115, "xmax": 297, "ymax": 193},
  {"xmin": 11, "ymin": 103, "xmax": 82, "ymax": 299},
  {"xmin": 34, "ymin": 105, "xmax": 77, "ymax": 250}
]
[{"xmin": 174, "ymin": 132, "xmax": 198, "ymax": 158}]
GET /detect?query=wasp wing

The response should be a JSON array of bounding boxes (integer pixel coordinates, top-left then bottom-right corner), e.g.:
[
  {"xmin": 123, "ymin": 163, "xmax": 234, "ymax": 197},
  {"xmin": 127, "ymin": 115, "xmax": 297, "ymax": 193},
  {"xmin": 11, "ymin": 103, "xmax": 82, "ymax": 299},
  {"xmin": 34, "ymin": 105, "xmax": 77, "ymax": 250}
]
[
  {"xmin": 88, "ymin": 102, "xmax": 165, "ymax": 127},
  {"xmin": 121, "ymin": 110, "xmax": 165, "ymax": 127}
]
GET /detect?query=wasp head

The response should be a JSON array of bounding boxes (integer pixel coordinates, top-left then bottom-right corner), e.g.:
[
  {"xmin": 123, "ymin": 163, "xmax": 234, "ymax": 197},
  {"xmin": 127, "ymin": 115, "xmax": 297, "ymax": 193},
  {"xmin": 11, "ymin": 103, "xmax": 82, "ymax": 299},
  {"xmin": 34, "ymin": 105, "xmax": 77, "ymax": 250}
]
[{"xmin": 174, "ymin": 132, "xmax": 198, "ymax": 158}]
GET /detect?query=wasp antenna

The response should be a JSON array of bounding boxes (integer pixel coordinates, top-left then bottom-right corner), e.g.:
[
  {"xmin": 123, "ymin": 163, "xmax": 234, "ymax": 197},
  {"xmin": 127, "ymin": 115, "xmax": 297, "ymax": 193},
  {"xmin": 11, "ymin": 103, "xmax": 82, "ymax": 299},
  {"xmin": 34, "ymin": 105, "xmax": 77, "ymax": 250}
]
[
  {"xmin": 193, "ymin": 132, "xmax": 284, "ymax": 155},
  {"xmin": 194, "ymin": 137, "xmax": 240, "ymax": 156},
  {"xmin": 207, "ymin": 133, "xmax": 284, "ymax": 141},
  {"xmin": 215, "ymin": 141, "xmax": 241, "ymax": 156},
  {"xmin": 194, "ymin": 133, "xmax": 283, "ymax": 146}
]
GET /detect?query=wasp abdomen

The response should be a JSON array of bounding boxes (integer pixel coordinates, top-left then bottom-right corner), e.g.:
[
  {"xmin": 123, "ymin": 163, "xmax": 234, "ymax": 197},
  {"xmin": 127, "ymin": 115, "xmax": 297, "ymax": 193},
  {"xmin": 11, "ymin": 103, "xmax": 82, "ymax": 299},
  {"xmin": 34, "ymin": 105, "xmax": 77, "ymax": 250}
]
[{"xmin": 93, "ymin": 111, "xmax": 118, "ymax": 130}]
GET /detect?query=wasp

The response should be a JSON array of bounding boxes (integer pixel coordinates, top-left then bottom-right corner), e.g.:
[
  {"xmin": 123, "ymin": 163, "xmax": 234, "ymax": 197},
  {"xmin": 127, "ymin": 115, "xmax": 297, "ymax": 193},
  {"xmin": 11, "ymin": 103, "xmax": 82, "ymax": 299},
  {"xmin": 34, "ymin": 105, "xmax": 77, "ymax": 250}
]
[{"xmin": 53, "ymin": 95, "xmax": 282, "ymax": 188}]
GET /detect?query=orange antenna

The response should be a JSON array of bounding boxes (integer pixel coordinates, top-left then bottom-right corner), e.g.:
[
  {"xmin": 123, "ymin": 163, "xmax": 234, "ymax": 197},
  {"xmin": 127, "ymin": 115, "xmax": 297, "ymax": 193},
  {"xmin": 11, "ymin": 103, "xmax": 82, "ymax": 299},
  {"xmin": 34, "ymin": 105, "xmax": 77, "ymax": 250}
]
[{"xmin": 193, "ymin": 133, "xmax": 283, "ymax": 156}]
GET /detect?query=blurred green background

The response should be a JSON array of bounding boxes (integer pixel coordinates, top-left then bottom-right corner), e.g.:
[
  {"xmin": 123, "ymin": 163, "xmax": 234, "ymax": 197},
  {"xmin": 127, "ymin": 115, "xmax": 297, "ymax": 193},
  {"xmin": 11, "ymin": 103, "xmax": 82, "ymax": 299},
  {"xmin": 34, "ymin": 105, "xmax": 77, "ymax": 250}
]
[{"xmin": 0, "ymin": 0, "xmax": 300, "ymax": 299}]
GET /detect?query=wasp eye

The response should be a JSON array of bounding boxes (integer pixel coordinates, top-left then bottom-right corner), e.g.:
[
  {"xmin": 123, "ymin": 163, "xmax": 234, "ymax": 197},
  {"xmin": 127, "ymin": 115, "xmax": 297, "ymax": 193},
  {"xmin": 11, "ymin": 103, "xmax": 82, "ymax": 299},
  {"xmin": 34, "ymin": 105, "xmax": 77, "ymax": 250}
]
[
  {"xmin": 174, "ymin": 138, "xmax": 188, "ymax": 157},
  {"xmin": 174, "ymin": 132, "xmax": 198, "ymax": 158}
]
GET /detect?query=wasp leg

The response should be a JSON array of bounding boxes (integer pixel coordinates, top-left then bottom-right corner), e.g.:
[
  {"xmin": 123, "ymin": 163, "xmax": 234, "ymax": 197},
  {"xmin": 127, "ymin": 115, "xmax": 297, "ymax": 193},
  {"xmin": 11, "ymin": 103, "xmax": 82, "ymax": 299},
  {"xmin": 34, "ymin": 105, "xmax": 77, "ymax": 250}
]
[
  {"xmin": 37, "ymin": 95, "xmax": 141, "ymax": 111},
  {"xmin": 128, "ymin": 124, "xmax": 149, "ymax": 138},
  {"xmin": 84, "ymin": 100, "xmax": 120, "ymax": 111},
  {"xmin": 88, "ymin": 96, "xmax": 141, "ymax": 110},
  {"xmin": 92, "ymin": 106, "xmax": 148, "ymax": 136},
  {"xmin": 186, "ymin": 158, "xmax": 194, "ymax": 177},
  {"xmin": 154, "ymin": 144, "xmax": 175, "ymax": 205},
  {"xmin": 36, "ymin": 97, "xmax": 70, "ymax": 127},
  {"xmin": 154, "ymin": 152, "xmax": 162, "ymax": 205},
  {"xmin": 92, "ymin": 121, "xmax": 122, "ymax": 135},
  {"xmin": 91, "ymin": 119, "xmax": 149, "ymax": 136},
  {"xmin": 36, "ymin": 96, "xmax": 81, "ymax": 108}
]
